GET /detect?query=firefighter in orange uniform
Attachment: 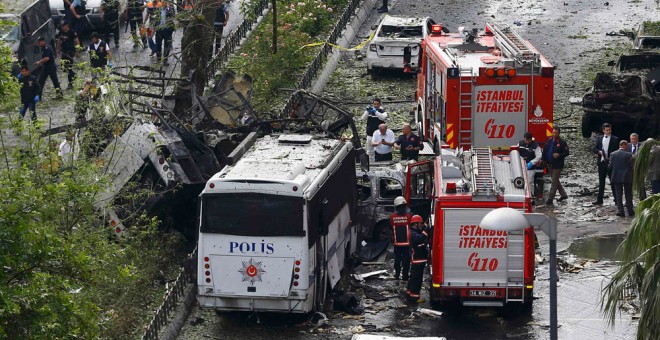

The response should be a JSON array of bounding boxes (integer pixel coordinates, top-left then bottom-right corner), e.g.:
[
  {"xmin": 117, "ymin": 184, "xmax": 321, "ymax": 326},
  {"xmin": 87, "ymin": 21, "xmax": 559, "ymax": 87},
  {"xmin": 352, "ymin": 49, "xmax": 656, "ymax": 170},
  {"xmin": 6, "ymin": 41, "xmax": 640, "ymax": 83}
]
[
  {"xmin": 406, "ymin": 215, "xmax": 428, "ymax": 303},
  {"xmin": 390, "ymin": 196, "xmax": 411, "ymax": 281}
]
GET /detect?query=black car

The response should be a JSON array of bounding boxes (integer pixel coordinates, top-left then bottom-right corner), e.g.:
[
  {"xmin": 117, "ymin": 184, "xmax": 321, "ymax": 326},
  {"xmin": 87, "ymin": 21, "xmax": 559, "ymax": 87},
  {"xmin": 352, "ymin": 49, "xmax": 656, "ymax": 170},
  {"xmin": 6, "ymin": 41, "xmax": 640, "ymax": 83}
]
[{"xmin": 581, "ymin": 72, "xmax": 660, "ymax": 139}]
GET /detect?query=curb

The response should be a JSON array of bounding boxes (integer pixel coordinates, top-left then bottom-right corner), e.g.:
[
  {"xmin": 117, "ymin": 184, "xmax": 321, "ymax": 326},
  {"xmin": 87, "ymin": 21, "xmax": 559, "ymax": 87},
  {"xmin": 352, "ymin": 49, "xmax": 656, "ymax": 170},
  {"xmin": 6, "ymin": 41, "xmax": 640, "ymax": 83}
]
[
  {"xmin": 159, "ymin": 283, "xmax": 197, "ymax": 340},
  {"xmin": 311, "ymin": 0, "xmax": 380, "ymax": 93}
]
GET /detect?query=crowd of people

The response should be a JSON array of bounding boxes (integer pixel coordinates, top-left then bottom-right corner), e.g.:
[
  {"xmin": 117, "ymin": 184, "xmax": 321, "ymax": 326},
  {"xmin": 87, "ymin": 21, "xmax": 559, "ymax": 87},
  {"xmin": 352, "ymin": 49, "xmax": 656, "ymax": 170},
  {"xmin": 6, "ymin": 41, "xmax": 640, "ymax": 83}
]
[{"xmin": 17, "ymin": 0, "xmax": 231, "ymax": 121}]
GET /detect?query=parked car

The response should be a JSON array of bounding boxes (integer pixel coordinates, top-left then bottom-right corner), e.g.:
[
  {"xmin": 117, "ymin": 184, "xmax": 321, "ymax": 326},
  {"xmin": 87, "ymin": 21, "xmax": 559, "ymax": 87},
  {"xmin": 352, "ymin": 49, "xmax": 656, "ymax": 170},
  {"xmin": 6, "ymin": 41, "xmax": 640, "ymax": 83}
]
[
  {"xmin": 581, "ymin": 72, "xmax": 660, "ymax": 139},
  {"xmin": 366, "ymin": 16, "xmax": 435, "ymax": 73},
  {"xmin": 0, "ymin": 0, "xmax": 56, "ymax": 75},
  {"xmin": 49, "ymin": 0, "xmax": 104, "ymax": 32}
]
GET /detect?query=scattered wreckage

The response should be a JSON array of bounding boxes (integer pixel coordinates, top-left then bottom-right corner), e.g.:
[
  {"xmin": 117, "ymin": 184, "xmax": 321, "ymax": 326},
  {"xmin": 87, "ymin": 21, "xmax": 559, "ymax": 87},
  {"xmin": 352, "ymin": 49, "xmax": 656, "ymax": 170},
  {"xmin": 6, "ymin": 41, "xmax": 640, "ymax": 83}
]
[
  {"xmin": 95, "ymin": 70, "xmax": 369, "ymax": 238},
  {"xmin": 580, "ymin": 72, "xmax": 660, "ymax": 139}
]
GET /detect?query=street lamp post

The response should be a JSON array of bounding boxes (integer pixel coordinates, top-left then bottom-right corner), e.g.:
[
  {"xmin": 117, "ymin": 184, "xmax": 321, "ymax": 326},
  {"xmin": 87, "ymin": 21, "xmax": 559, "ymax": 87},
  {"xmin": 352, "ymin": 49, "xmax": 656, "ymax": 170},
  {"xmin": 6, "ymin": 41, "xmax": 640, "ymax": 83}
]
[{"xmin": 479, "ymin": 207, "xmax": 558, "ymax": 340}]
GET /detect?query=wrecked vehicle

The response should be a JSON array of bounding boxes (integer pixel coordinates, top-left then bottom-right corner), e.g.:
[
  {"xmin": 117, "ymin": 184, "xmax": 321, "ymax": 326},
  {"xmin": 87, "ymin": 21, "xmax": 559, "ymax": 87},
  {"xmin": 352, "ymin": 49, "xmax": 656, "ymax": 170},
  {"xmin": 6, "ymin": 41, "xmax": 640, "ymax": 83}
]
[
  {"xmin": 608, "ymin": 53, "xmax": 660, "ymax": 91},
  {"xmin": 632, "ymin": 21, "xmax": 660, "ymax": 50},
  {"xmin": 366, "ymin": 16, "xmax": 436, "ymax": 73},
  {"xmin": 356, "ymin": 159, "xmax": 433, "ymax": 241},
  {"xmin": 581, "ymin": 72, "xmax": 660, "ymax": 139}
]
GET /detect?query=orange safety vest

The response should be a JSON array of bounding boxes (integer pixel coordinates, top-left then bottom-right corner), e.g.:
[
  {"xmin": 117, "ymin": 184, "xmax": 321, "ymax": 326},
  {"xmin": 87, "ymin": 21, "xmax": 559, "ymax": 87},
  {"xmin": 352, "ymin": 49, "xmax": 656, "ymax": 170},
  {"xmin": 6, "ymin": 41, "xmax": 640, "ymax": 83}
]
[
  {"xmin": 390, "ymin": 213, "xmax": 411, "ymax": 246},
  {"xmin": 183, "ymin": 0, "xmax": 193, "ymax": 10}
]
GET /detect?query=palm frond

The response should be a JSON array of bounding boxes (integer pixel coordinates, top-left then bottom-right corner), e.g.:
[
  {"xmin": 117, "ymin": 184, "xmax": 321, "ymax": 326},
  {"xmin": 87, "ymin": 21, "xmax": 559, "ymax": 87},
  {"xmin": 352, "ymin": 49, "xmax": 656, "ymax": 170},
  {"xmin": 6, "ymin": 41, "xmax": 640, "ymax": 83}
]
[{"xmin": 633, "ymin": 139, "xmax": 660, "ymax": 198}]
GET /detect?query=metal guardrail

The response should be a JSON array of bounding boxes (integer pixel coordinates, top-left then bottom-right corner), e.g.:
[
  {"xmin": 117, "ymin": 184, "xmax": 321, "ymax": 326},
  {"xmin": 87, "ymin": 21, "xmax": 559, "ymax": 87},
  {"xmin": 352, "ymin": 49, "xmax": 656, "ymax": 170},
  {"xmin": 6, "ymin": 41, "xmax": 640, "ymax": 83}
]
[
  {"xmin": 282, "ymin": 0, "xmax": 362, "ymax": 116},
  {"xmin": 207, "ymin": 0, "xmax": 271, "ymax": 83},
  {"xmin": 142, "ymin": 247, "xmax": 197, "ymax": 340}
]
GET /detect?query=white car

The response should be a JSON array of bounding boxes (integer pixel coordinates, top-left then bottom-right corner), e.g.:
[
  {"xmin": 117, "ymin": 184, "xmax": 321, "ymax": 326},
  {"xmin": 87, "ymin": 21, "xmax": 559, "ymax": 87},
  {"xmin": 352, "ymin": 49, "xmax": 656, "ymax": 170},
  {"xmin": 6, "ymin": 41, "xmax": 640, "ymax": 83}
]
[
  {"xmin": 49, "ymin": 0, "xmax": 104, "ymax": 31},
  {"xmin": 366, "ymin": 16, "xmax": 435, "ymax": 73}
]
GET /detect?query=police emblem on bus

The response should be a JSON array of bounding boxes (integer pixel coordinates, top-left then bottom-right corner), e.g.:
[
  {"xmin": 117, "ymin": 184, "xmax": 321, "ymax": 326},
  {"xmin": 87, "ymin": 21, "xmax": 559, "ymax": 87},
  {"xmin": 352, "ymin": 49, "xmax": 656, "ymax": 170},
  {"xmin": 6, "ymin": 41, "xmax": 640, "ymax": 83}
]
[{"xmin": 239, "ymin": 258, "xmax": 266, "ymax": 285}]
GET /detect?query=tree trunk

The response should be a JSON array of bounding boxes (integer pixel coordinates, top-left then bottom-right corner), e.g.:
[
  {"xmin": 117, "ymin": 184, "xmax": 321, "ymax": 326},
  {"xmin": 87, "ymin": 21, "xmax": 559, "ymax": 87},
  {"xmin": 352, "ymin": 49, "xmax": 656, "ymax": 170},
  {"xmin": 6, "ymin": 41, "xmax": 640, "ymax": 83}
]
[{"xmin": 175, "ymin": 0, "xmax": 216, "ymax": 115}]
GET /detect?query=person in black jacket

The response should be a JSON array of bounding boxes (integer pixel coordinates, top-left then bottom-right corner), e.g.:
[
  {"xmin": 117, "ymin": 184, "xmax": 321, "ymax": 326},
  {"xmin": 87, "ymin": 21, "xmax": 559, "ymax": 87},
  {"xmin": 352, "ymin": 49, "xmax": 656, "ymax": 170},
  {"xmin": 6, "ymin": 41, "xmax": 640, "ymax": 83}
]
[
  {"xmin": 542, "ymin": 127, "xmax": 570, "ymax": 206},
  {"xmin": 35, "ymin": 37, "xmax": 63, "ymax": 98},
  {"xmin": 101, "ymin": 0, "xmax": 121, "ymax": 48},
  {"xmin": 592, "ymin": 123, "xmax": 620, "ymax": 205},
  {"xmin": 18, "ymin": 66, "xmax": 42, "ymax": 121},
  {"xmin": 406, "ymin": 215, "xmax": 428, "ymax": 303}
]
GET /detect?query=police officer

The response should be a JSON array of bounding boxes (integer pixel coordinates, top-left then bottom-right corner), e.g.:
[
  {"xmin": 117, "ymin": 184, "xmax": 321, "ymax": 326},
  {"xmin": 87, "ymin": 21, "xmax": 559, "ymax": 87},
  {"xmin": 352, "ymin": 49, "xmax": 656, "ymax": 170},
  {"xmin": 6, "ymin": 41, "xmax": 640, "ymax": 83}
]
[
  {"xmin": 35, "ymin": 37, "xmax": 63, "ymax": 98},
  {"xmin": 69, "ymin": 0, "xmax": 87, "ymax": 35},
  {"xmin": 88, "ymin": 32, "xmax": 112, "ymax": 78},
  {"xmin": 518, "ymin": 132, "xmax": 542, "ymax": 169},
  {"xmin": 390, "ymin": 196, "xmax": 411, "ymax": 281},
  {"xmin": 406, "ymin": 215, "xmax": 428, "ymax": 303},
  {"xmin": 361, "ymin": 98, "xmax": 387, "ymax": 159},
  {"xmin": 101, "ymin": 0, "xmax": 121, "ymax": 48},
  {"xmin": 18, "ymin": 66, "xmax": 41, "ymax": 121},
  {"xmin": 56, "ymin": 21, "xmax": 80, "ymax": 89}
]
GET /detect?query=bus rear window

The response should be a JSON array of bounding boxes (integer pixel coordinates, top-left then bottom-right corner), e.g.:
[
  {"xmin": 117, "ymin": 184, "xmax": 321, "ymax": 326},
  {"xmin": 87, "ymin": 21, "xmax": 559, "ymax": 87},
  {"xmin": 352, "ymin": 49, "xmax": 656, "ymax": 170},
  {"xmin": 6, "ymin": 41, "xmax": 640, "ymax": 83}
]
[{"xmin": 201, "ymin": 193, "xmax": 304, "ymax": 236}]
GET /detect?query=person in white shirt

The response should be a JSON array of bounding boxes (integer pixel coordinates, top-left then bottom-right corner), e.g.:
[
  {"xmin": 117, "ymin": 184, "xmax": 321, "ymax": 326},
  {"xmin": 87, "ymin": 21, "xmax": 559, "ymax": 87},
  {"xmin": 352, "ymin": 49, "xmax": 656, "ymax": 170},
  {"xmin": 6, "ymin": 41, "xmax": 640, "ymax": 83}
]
[
  {"xmin": 361, "ymin": 98, "xmax": 387, "ymax": 159},
  {"xmin": 592, "ymin": 123, "xmax": 620, "ymax": 205},
  {"xmin": 371, "ymin": 123, "xmax": 395, "ymax": 162},
  {"xmin": 58, "ymin": 133, "xmax": 76, "ymax": 166}
]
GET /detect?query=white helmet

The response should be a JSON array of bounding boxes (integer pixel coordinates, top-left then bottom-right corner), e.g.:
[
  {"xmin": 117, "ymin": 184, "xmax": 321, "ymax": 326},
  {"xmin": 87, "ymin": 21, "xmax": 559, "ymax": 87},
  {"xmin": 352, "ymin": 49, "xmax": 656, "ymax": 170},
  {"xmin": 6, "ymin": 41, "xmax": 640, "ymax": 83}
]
[{"xmin": 394, "ymin": 196, "xmax": 407, "ymax": 206}]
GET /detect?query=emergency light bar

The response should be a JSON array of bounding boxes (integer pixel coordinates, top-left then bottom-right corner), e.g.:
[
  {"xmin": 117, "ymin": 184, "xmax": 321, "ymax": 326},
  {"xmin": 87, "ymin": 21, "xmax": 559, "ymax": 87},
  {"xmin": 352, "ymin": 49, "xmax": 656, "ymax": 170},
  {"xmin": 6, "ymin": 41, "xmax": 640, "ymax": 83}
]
[
  {"xmin": 482, "ymin": 67, "xmax": 516, "ymax": 78},
  {"xmin": 431, "ymin": 24, "xmax": 444, "ymax": 34}
]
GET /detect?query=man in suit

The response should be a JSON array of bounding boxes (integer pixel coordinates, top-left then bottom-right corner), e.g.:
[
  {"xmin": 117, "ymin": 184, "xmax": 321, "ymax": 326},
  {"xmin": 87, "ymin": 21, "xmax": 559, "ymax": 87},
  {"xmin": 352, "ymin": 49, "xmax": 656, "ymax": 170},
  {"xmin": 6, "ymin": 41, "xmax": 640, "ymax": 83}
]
[
  {"xmin": 609, "ymin": 140, "xmax": 634, "ymax": 217},
  {"xmin": 592, "ymin": 123, "xmax": 620, "ymax": 205},
  {"xmin": 542, "ymin": 127, "xmax": 570, "ymax": 206},
  {"xmin": 627, "ymin": 133, "xmax": 641, "ymax": 155}
]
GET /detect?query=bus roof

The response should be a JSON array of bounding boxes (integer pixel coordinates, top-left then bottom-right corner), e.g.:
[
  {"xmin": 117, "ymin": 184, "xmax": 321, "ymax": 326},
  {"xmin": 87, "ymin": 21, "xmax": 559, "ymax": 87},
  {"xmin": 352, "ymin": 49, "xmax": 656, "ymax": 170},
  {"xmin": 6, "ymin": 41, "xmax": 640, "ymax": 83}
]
[{"xmin": 206, "ymin": 134, "xmax": 350, "ymax": 196}]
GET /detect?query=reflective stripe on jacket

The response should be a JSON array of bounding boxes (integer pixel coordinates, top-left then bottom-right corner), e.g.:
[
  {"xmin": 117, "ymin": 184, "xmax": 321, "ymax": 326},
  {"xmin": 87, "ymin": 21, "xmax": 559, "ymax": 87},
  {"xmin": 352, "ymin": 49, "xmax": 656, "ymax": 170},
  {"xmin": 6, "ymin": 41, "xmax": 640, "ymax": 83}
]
[{"xmin": 390, "ymin": 213, "xmax": 411, "ymax": 246}]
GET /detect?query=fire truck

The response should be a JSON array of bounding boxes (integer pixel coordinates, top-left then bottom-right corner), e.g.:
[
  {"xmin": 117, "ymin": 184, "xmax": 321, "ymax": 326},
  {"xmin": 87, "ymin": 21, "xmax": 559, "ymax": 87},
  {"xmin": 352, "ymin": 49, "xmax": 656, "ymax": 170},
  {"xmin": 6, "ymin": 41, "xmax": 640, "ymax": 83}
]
[
  {"xmin": 406, "ymin": 23, "xmax": 555, "ymax": 152},
  {"xmin": 402, "ymin": 146, "xmax": 536, "ymax": 308}
]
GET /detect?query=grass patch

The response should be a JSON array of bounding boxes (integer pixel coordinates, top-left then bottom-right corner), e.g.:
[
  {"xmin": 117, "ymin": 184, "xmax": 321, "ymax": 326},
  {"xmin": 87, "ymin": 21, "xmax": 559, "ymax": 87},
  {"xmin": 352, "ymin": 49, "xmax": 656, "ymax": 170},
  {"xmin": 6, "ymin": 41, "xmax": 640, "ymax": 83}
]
[{"xmin": 224, "ymin": 0, "xmax": 349, "ymax": 112}]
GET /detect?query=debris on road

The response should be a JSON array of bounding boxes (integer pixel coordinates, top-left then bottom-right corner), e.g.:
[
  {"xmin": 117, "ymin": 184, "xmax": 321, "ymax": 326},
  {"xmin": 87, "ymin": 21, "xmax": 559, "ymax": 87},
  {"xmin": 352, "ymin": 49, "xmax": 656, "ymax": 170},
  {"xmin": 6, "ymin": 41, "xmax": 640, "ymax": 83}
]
[
  {"xmin": 416, "ymin": 308, "xmax": 443, "ymax": 317},
  {"xmin": 333, "ymin": 293, "xmax": 364, "ymax": 315},
  {"xmin": 351, "ymin": 334, "xmax": 447, "ymax": 340},
  {"xmin": 352, "ymin": 270, "xmax": 388, "ymax": 281},
  {"xmin": 558, "ymin": 257, "xmax": 600, "ymax": 273}
]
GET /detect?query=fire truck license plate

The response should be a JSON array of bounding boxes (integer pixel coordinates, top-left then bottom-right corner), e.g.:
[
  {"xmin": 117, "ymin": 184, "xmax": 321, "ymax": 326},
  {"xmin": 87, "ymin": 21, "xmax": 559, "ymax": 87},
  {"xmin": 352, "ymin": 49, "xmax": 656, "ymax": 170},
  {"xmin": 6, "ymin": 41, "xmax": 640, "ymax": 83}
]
[{"xmin": 469, "ymin": 290, "xmax": 497, "ymax": 297}]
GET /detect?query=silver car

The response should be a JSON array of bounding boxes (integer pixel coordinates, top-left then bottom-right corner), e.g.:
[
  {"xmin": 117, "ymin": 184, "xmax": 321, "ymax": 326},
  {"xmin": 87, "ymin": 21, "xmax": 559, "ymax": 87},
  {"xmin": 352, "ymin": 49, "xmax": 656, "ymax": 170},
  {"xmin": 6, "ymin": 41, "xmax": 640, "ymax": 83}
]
[{"xmin": 366, "ymin": 16, "xmax": 435, "ymax": 73}]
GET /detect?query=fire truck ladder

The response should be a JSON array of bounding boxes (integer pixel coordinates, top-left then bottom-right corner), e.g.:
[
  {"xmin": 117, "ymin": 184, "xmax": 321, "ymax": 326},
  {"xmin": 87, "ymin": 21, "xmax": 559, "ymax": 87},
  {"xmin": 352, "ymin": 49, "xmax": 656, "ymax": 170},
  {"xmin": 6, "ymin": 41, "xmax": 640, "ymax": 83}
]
[
  {"xmin": 489, "ymin": 23, "xmax": 540, "ymax": 66},
  {"xmin": 458, "ymin": 67, "xmax": 475, "ymax": 146},
  {"xmin": 470, "ymin": 147, "xmax": 496, "ymax": 196},
  {"xmin": 505, "ymin": 229, "xmax": 526, "ymax": 303}
]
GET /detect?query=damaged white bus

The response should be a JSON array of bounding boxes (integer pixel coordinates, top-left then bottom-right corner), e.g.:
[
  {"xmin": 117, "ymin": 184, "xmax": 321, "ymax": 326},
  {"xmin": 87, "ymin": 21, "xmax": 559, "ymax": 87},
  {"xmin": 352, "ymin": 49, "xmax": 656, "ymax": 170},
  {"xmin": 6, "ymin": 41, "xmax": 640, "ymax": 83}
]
[{"xmin": 197, "ymin": 134, "xmax": 358, "ymax": 313}]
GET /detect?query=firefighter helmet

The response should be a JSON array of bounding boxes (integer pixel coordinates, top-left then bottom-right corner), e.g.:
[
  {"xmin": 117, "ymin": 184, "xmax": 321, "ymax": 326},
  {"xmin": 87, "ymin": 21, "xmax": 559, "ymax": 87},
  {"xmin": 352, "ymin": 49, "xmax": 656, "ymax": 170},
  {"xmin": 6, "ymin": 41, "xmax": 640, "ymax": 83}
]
[
  {"xmin": 410, "ymin": 215, "xmax": 423, "ymax": 223},
  {"xmin": 394, "ymin": 196, "xmax": 407, "ymax": 206}
]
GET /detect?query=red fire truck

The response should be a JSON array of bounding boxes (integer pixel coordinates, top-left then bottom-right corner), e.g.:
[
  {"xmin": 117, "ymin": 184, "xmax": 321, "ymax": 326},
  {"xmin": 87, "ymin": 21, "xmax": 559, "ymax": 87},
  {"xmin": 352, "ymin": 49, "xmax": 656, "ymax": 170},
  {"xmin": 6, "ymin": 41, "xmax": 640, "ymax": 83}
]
[
  {"xmin": 403, "ymin": 146, "xmax": 535, "ymax": 308},
  {"xmin": 406, "ymin": 23, "xmax": 554, "ymax": 152}
]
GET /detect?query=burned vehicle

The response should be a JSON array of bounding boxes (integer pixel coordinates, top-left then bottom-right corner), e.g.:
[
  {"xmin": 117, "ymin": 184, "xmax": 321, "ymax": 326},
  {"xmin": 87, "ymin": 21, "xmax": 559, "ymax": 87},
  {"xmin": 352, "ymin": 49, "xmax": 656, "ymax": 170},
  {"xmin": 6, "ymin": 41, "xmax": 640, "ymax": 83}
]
[
  {"xmin": 608, "ymin": 53, "xmax": 660, "ymax": 91},
  {"xmin": 632, "ymin": 21, "xmax": 660, "ymax": 50},
  {"xmin": 581, "ymin": 72, "xmax": 660, "ymax": 139}
]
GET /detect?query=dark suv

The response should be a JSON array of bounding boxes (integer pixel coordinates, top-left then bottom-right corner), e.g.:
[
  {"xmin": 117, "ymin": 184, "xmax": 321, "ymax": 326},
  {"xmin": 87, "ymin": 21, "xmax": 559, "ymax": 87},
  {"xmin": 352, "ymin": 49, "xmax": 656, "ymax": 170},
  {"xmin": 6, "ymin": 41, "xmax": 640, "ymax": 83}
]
[{"xmin": 0, "ymin": 0, "xmax": 56, "ymax": 76}]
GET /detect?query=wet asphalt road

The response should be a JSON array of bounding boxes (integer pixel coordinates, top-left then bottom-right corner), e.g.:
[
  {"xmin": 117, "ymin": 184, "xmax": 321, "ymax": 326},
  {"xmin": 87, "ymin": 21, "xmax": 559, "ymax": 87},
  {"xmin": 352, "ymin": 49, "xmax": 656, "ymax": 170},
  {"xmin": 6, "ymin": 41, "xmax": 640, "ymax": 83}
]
[{"xmin": 177, "ymin": 0, "xmax": 658, "ymax": 339}]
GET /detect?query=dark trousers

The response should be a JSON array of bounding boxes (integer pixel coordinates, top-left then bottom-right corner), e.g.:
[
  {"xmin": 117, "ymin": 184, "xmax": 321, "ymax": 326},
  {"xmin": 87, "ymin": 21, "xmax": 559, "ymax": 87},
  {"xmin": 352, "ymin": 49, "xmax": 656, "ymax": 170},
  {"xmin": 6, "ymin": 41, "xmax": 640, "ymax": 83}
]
[
  {"xmin": 213, "ymin": 24, "xmax": 224, "ymax": 54},
  {"xmin": 72, "ymin": 17, "xmax": 86, "ymax": 36},
  {"xmin": 652, "ymin": 180, "xmax": 660, "ymax": 195},
  {"xmin": 61, "ymin": 54, "xmax": 75, "ymax": 84},
  {"xmin": 104, "ymin": 14, "xmax": 120, "ymax": 45},
  {"xmin": 407, "ymin": 262, "xmax": 426, "ymax": 298},
  {"xmin": 381, "ymin": 0, "xmax": 388, "ymax": 8},
  {"xmin": 393, "ymin": 246, "xmax": 410, "ymax": 280},
  {"xmin": 613, "ymin": 182, "xmax": 634, "ymax": 215},
  {"xmin": 155, "ymin": 28, "xmax": 174, "ymax": 59},
  {"xmin": 128, "ymin": 16, "xmax": 147, "ymax": 46},
  {"xmin": 597, "ymin": 161, "xmax": 614, "ymax": 202},
  {"xmin": 375, "ymin": 152, "xmax": 392, "ymax": 162},
  {"xmin": 38, "ymin": 64, "xmax": 61, "ymax": 94},
  {"xmin": 20, "ymin": 101, "xmax": 37, "ymax": 119}
]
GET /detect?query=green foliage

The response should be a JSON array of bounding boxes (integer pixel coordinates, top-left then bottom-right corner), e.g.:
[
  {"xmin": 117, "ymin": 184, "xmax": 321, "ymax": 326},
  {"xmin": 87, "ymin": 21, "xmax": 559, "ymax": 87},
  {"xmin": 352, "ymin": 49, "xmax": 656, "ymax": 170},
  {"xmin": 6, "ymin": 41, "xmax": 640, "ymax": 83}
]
[
  {"xmin": 601, "ymin": 194, "xmax": 660, "ymax": 339},
  {"xmin": 0, "ymin": 20, "xmax": 20, "ymax": 111},
  {"xmin": 226, "ymin": 0, "xmax": 348, "ymax": 111}
]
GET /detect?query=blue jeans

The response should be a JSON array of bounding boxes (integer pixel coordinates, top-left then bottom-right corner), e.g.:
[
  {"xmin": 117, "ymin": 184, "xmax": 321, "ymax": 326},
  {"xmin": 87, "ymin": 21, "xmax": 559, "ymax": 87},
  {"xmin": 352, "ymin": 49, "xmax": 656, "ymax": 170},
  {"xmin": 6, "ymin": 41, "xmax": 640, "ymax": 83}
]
[{"xmin": 20, "ymin": 101, "xmax": 36, "ymax": 119}]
